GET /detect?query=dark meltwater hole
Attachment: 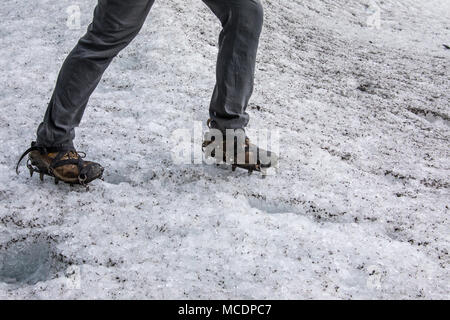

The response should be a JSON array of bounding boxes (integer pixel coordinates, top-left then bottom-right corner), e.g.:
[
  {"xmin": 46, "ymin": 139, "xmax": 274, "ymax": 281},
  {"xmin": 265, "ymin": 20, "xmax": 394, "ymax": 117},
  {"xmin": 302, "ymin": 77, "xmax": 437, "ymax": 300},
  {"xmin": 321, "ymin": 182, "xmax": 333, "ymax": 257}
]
[{"xmin": 0, "ymin": 235, "xmax": 61, "ymax": 285}]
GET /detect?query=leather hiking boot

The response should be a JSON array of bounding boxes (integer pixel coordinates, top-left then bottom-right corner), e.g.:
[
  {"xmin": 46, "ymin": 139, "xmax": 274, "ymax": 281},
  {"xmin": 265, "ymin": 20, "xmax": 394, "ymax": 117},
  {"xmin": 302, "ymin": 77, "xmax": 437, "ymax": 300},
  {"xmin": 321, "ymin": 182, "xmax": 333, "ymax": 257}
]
[
  {"xmin": 202, "ymin": 122, "xmax": 278, "ymax": 176},
  {"xmin": 16, "ymin": 142, "xmax": 104, "ymax": 186}
]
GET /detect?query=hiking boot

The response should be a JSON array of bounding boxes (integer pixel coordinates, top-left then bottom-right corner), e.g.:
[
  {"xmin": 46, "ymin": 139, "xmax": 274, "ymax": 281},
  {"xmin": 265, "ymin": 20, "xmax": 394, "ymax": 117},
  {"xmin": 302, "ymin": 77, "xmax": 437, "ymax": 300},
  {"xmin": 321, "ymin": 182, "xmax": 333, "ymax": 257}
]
[
  {"xmin": 202, "ymin": 122, "xmax": 278, "ymax": 176},
  {"xmin": 16, "ymin": 142, "xmax": 104, "ymax": 186}
]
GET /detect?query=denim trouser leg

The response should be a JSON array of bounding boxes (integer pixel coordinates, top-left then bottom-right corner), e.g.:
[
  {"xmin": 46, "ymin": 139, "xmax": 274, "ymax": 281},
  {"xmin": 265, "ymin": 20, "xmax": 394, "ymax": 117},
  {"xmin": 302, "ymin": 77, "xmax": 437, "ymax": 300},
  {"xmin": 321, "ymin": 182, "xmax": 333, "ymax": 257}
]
[
  {"xmin": 203, "ymin": 0, "xmax": 264, "ymax": 132},
  {"xmin": 36, "ymin": 0, "xmax": 263, "ymax": 147},
  {"xmin": 36, "ymin": 0, "xmax": 155, "ymax": 148}
]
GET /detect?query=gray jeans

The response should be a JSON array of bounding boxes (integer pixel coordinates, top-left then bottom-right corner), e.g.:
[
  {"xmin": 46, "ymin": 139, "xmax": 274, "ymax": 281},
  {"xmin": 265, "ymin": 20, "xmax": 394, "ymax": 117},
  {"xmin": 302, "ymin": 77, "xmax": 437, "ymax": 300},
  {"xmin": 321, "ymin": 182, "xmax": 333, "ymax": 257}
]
[{"xmin": 36, "ymin": 0, "xmax": 263, "ymax": 148}]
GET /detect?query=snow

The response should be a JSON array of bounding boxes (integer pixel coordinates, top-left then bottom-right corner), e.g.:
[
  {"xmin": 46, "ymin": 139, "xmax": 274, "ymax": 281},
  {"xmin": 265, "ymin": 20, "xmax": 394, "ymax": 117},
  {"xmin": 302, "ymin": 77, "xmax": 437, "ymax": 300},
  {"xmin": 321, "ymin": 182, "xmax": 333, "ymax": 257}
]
[{"xmin": 0, "ymin": 0, "xmax": 449, "ymax": 299}]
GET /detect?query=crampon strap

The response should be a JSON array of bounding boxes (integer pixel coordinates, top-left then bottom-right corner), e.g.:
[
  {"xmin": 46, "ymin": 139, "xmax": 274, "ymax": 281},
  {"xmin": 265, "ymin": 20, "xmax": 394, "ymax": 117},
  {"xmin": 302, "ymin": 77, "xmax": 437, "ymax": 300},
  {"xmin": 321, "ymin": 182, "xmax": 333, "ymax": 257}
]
[{"xmin": 15, "ymin": 142, "xmax": 79, "ymax": 175}]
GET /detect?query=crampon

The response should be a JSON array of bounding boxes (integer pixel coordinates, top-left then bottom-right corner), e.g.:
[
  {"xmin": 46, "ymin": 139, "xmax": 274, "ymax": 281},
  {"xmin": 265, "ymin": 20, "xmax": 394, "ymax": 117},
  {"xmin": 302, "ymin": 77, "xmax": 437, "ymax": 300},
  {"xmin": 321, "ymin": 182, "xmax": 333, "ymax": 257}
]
[
  {"xmin": 202, "ymin": 121, "xmax": 278, "ymax": 177},
  {"xmin": 16, "ymin": 142, "xmax": 104, "ymax": 188}
]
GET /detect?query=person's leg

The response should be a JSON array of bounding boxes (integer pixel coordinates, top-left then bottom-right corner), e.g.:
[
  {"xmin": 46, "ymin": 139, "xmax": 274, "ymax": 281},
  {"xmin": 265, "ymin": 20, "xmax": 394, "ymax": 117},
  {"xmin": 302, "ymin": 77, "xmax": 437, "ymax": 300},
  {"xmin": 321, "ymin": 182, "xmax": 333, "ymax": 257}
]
[
  {"xmin": 36, "ymin": 0, "xmax": 155, "ymax": 149},
  {"xmin": 202, "ymin": 0, "xmax": 264, "ymax": 132}
]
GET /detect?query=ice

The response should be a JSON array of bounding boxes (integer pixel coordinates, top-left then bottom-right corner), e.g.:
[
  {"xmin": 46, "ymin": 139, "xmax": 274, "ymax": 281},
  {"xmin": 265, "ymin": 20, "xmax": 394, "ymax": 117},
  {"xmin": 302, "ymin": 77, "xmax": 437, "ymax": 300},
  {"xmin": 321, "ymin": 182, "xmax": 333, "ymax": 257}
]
[
  {"xmin": 0, "ymin": 0, "xmax": 448, "ymax": 299},
  {"xmin": 0, "ymin": 235, "xmax": 61, "ymax": 286}
]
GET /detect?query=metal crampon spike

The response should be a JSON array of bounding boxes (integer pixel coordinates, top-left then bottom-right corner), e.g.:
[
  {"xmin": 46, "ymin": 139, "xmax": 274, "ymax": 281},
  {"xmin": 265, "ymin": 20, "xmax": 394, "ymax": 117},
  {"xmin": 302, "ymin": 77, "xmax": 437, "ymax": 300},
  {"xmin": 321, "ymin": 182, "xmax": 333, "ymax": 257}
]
[
  {"xmin": 39, "ymin": 172, "xmax": 44, "ymax": 181},
  {"xmin": 248, "ymin": 169, "xmax": 253, "ymax": 176},
  {"xmin": 54, "ymin": 177, "xmax": 59, "ymax": 185},
  {"xmin": 78, "ymin": 174, "xmax": 87, "ymax": 186},
  {"xmin": 26, "ymin": 160, "xmax": 34, "ymax": 177},
  {"xmin": 231, "ymin": 164, "xmax": 237, "ymax": 172}
]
